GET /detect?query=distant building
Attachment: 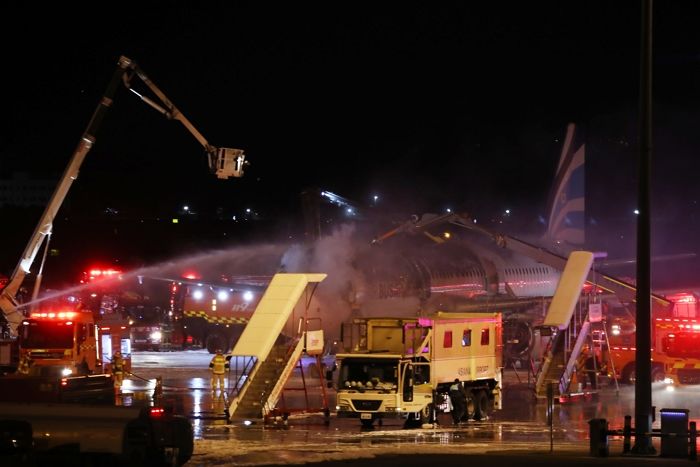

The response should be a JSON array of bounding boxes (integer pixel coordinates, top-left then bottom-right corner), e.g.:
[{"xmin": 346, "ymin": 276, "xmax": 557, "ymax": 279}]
[{"xmin": 0, "ymin": 172, "xmax": 55, "ymax": 208}]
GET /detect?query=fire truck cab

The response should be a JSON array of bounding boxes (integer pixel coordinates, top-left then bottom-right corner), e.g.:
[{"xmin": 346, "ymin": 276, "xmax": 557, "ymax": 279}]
[{"xmin": 19, "ymin": 310, "xmax": 101, "ymax": 378}]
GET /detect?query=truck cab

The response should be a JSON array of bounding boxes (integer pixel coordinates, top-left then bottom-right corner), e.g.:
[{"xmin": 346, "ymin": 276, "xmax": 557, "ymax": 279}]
[{"xmin": 19, "ymin": 310, "xmax": 100, "ymax": 378}]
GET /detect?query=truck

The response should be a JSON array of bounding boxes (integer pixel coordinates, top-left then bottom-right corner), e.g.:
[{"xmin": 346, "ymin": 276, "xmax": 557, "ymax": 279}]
[
  {"xmin": 172, "ymin": 276, "xmax": 267, "ymax": 353},
  {"xmin": 0, "ymin": 54, "xmax": 246, "ymax": 463},
  {"xmin": 610, "ymin": 293, "xmax": 700, "ymax": 385},
  {"xmin": 601, "ymin": 291, "xmax": 700, "ymax": 386},
  {"xmin": 334, "ymin": 312, "xmax": 503, "ymax": 428},
  {"xmin": 0, "ymin": 54, "xmax": 247, "ymax": 359}
]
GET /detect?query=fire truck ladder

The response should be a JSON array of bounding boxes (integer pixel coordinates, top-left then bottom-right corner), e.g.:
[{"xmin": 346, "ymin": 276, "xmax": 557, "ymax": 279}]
[{"xmin": 226, "ymin": 273, "xmax": 327, "ymax": 421}]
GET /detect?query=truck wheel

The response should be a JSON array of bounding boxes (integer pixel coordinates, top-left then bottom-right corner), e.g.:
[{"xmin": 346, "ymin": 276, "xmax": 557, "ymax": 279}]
[
  {"xmin": 464, "ymin": 393, "xmax": 476, "ymax": 420},
  {"xmin": 472, "ymin": 390, "xmax": 489, "ymax": 421},
  {"xmin": 622, "ymin": 365, "xmax": 636, "ymax": 385},
  {"xmin": 419, "ymin": 403, "xmax": 434, "ymax": 425},
  {"xmin": 651, "ymin": 366, "xmax": 665, "ymax": 383}
]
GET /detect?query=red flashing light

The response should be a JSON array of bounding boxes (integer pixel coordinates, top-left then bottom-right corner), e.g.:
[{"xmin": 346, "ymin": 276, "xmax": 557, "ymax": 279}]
[
  {"xmin": 30, "ymin": 311, "xmax": 77, "ymax": 320},
  {"xmin": 60, "ymin": 378, "xmax": 68, "ymax": 386},
  {"xmin": 150, "ymin": 407, "xmax": 165, "ymax": 418},
  {"xmin": 84, "ymin": 267, "xmax": 122, "ymax": 282},
  {"xmin": 182, "ymin": 272, "xmax": 200, "ymax": 280},
  {"xmin": 667, "ymin": 292, "xmax": 697, "ymax": 304},
  {"xmin": 582, "ymin": 283, "xmax": 604, "ymax": 294}
]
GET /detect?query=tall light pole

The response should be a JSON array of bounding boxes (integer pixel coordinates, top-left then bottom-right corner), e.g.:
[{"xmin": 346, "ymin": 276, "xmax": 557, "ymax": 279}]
[{"xmin": 632, "ymin": 0, "xmax": 655, "ymax": 455}]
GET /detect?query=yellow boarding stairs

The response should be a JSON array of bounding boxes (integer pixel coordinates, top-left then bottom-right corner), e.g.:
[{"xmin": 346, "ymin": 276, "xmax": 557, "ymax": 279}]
[
  {"xmin": 225, "ymin": 273, "xmax": 326, "ymax": 420},
  {"xmin": 535, "ymin": 251, "xmax": 596, "ymax": 399}
]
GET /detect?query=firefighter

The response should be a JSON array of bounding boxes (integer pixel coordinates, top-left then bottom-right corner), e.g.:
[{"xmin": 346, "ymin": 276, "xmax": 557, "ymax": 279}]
[
  {"xmin": 112, "ymin": 351, "xmax": 125, "ymax": 390},
  {"xmin": 449, "ymin": 378, "xmax": 468, "ymax": 425},
  {"xmin": 209, "ymin": 349, "xmax": 229, "ymax": 392},
  {"xmin": 16, "ymin": 354, "xmax": 32, "ymax": 375}
]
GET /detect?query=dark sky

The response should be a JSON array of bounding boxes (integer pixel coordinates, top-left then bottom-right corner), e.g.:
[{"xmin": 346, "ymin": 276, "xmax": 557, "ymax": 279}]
[{"xmin": 2, "ymin": 2, "xmax": 700, "ymax": 286}]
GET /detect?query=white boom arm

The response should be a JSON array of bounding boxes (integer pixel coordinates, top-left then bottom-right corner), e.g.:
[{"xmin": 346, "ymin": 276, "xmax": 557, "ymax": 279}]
[{"xmin": 0, "ymin": 55, "xmax": 247, "ymax": 336}]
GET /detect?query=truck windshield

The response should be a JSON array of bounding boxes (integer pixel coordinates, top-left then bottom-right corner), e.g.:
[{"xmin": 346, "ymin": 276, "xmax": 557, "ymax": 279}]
[
  {"xmin": 20, "ymin": 320, "xmax": 74, "ymax": 349},
  {"xmin": 338, "ymin": 358, "xmax": 398, "ymax": 390}
]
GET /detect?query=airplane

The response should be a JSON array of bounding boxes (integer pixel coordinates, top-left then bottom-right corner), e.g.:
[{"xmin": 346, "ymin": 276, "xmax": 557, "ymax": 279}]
[
  {"xmin": 115, "ymin": 122, "xmax": 681, "ymax": 359},
  {"xmin": 32, "ymin": 123, "xmax": 689, "ymax": 360},
  {"xmin": 304, "ymin": 123, "xmax": 684, "ymax": 363}
]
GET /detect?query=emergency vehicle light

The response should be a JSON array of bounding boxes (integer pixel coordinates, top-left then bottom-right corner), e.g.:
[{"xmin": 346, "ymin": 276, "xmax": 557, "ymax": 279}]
[
  {"xmin": 30, "ymin": 311, "xmax": 77, "ymax": 319},
  {"xmin": 86, "ymin": 268, "xmax": 122, "ymax": 282},
  {"xmin": 150, "ymin": 407, "xmax": 165, "ymax": 418},
  {"xmin": 667, "ymin": 292, "xmax": 697, "ymax": 304}
]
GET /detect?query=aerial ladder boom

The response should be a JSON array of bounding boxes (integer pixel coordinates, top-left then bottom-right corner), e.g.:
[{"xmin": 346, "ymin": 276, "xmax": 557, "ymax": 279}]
[
  {"xmin": 372, "ymin": 211, "xmax": 670, "ymax": 308},
  {"xmin": 0, "ymin": 55, "xmax": 248, "ymax": 337}
]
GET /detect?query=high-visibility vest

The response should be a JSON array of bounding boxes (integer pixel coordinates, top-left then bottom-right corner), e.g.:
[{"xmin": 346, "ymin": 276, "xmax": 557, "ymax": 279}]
[
  {"xmin": 113, "ymin": 355, "xmax": 124, "ymax": 373},
  {"xmin": 210, "ymin": 354, "xmax": 227, "ymax": 374},
  {"xmin": 17, "ymin": 356, "xmax": 31, "ymax": 375}
]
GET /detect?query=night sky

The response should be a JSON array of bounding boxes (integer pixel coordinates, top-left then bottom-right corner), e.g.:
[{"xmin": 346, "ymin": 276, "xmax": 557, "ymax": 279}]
[{"xmin": 2, "ymin": 2, "xmax": 700, "ymax": 288}]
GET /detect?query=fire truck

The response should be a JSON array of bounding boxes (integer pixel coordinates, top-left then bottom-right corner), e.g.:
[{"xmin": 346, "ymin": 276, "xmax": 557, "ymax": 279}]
[
  {"xmin": 76, "ymin": 267, "xmax": 133, "ymax": 370},
  {"xmin": 599, "ymin": 291, "xmax": 700, "ymax": 385},
  {"xmin": 79, "ymin": 266, "xmax": 181, "ymax": 353},
  {"xmin": 0, "ymin": 54, "xmax": 244, "ymax": 462},
  {"xmin": 0, "ymin": 53, "xmax": 247, "ymax": 362},
  {"xmin": 655, "ymin": 292, "xmax": 700, "ymax": 385},
  {"xmin": 172, "ymin": 277, "xmax": 266, "ymax": 353}
]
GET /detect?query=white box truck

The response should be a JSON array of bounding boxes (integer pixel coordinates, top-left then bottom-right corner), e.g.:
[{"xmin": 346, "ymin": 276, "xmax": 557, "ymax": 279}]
[{"xmin": 334, "ymin": 312, "xmax": 502, "ymax": 428}]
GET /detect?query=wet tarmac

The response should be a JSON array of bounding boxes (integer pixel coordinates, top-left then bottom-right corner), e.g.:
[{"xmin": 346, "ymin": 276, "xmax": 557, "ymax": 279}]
[{"xmin": 123, "ymin": 350, "xmax": 700, "ymax": 465}]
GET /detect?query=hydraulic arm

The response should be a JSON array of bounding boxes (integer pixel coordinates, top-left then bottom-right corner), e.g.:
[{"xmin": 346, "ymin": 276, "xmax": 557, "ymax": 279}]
[{"xmin": 0, "ymin": 55, "xmax": 248, "ymax": 336}]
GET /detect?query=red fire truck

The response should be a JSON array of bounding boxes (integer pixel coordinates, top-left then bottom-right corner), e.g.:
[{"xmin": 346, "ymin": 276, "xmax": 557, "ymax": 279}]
[
  {"xmin": 658, "ymin": 292, "xmax": 700, "ymax": 385},
  {"xmin": 172, "ymin": 275, "xmax": 267, "ymax": 353},
  {"xmin": 603, "ymin": 291, "xmax": 699, "ymax": 385}
]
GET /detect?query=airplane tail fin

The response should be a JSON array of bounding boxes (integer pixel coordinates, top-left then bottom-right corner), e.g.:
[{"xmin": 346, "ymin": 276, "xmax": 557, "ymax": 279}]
[{"xmin": 544, "ymin": 123, "xmax": 586, "ymax": 248}]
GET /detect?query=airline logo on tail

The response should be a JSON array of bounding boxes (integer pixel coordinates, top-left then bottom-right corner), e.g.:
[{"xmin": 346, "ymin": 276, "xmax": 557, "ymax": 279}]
[{"xmin": 545, "ymin": 123, "xmax": 585, "ymax": 247}]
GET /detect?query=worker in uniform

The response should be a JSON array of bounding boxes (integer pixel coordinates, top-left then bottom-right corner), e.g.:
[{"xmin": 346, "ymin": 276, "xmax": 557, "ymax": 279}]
[
  {"xmin": 209, "ymin": 349, "xmax": 229, "ymax": 392},
  {"xmin": 112, "ymin": 351, "xmax": 125, "ymax": 391},
  {"xmin": 16, "ymin": 354, "xmax": 32, "ymax": 375},
  {"xmin": 449, "ymin": 378, "xmax": 468, "ymax": 425}
]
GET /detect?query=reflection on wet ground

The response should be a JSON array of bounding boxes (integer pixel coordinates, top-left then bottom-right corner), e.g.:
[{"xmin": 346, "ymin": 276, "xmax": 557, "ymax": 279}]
[{"xmin": 124, "ymin": 350, "xmax": 700, "ymax": 461}]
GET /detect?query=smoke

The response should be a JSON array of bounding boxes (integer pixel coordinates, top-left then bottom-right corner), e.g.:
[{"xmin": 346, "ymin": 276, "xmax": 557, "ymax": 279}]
[{"xmin": 281, "ymin": 223, "xmax": 368, "ymax": 338}]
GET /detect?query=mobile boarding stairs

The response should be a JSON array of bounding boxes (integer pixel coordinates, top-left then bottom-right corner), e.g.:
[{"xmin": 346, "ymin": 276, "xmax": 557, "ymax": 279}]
[{"xmin": 223, "ymin": 273, "xmax": 330, "ymax": 422}]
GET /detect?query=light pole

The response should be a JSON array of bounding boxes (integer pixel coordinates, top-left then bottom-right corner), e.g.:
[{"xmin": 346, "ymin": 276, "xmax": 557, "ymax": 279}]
[{"xmin": 632, "ymin": 0, "xmax": 655, "ymax": 455}]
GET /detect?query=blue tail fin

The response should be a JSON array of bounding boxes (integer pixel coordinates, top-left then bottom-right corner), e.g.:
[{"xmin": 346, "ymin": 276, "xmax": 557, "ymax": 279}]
[{"xmin": 545, "ymin": 123, "xmax": 585, "ymax": 247}]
